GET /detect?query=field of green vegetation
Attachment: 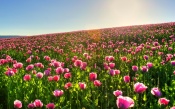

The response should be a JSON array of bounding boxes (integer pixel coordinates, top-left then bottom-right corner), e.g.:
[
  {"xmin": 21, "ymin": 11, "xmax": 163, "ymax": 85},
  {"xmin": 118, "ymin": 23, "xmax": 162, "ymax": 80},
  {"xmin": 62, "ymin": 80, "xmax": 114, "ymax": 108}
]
[{"xmin": 0, "ymin": 22, "xmax": 175, "ymax": 109}]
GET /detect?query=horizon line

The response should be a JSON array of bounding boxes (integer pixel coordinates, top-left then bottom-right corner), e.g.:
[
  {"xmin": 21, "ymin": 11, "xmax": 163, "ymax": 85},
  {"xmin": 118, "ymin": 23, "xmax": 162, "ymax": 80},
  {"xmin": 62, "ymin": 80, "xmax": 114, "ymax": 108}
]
[{"xmin": 1, "ymin": 21, "xmax": 174, "ymax": 36}]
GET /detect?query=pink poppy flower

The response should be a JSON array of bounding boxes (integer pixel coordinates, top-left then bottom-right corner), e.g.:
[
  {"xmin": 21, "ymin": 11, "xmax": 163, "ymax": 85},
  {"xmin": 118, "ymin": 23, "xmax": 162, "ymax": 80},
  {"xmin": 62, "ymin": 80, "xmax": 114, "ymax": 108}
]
[
  {"xmin": 36, "ymin": 72, "xmax": 43, "ymax": 79},
  {"xmin": 26, "ymin": 64, "xmax": 34, "ymax": 71},
  {"xmin": 169, "ymin": 35, "xmax": 175, "ymax": 38},
  {"xmin": 74, "ymin": 59, "xmax": 83, "ymax": 67},
  {"xmin": 46, "ymin": 103, "xmax": 55, "ymax": 109},
  {"xmin": 32, "ymin": 70, "xmax": 37, "ymax": 74},
  {"xmin": 140, "ymin": 66, "xmax": 148, "ymax": 72},
  {"xmin": 93, "ymin": 80, "xmax": 102, "ymax": 87},
  {"xmin": 55, "ymin": 67, "xmax": 64, "ymax": 75},
  {"xmin": 116, "ymin": 96, "xmax": 134, "ymax": 109},
  {"xmin": 79, "ymin": 82, "xmax": 86, "ymax": 90},
  {"xmin": 168, "ymin": 47, "xmax": 173, "ymax": 51},
  {"xmin": 134, "ymin": 82, "xmax": 147, "ymax": 93},
  {"xmin": 27, "ymin": 103, "xmax": 35, "ymax": 109},
  {"xmin": 14, "ymin": 100, "xmax": 22, "ymax": 109},
  {"xmin": 109, "ymin": 69, "xmax": 115, "ymax": 76},
  {"xmin": 124, "ymin": 76, "xmax": 130, "ymax": 83},
  {"xmin": 170, "ymin": 106, "xmax": 175, "ymax": 109},
  {"xmin": 80, "ymin": 62, "xmax": 87, "ymax": 70},
  {"xmin": 108, "ymin": 56, "xmax": 115, "ymax": 62},
  {"xmin": 64, "ymin": 73, "xmax": 71, "ymax": 79},
  {"xmin": 5, "ymin": 70, "xmax": 15, "ymax": 76},
  {"xmin": 89, "ymin": 72, "xmax": 97, "ymax": 81},
  {"xmin": 23, "ymin": 74, "xmax": 31, "ymax": 81},
  {"xmin": 109, "ymin": 63, "xmax": 115, "ymax": 69},
  {"xmin": 53, "ymin": 61, "xmax": 61, "ymax": 68},
  {"xmin": 53, "ymin": 75, "xmax": 60, "ymax": 81},
  {"xmin": 13, "ymin": 62, "xmax": 23, "ymax": 69},
  {"xmin": 35, "ymin": 62, "xmax": 44, "ymax": 68},
  {"xmin": 0, "ymin": 59, "xmax": 7, "ymax": 65},
  {"xmin": 151, "ymin": 47, "xmax": 156, "ymax": 51},
  {"xmin": 153, "ymin": 42, "xmax": 159, "ymax": 46},
  {"xmin": 113, "ymin": 90, "xmax": 122, "ymax": 97},
  {"xmin": 44, "ymin": 70, "xmax": 51, "ymax": 76},
  {"xmin": 105, "ymin": 56, "xmax": 109, "ymax": 61},
  {"xmin": 143, "ymin": 55, "xmax": 149, "ymax": 60},
  {"xmin": 158, "ymin": 98, "xmax": 169, "ymax": 106},
  {"xmin": 104, "ymin": 65, "xmax": 110, "ymax": 70},
  {"xmin": 64, "ymin": 68, "xmax": 69, "ymax": 73},
  {"xmin": 147, "ymin": 62, "xmax": 153, "ymax": 69},
  {"xmin": 26, "ymin": 58, "xmax": 32, "ymax": 63},
  {"xmin": 114, "ymin": 49, "xmax": 119, "ymax": 53},
  {"xmin": 64, "ymin": 82, "xmax": 72, "ymax": 89},
  {"xmin": 48, "ymin": 76, "xmax": 53, "ymax": 82},
  {"xmin": 44, "ymin": 56, "xmax": 51, "ymax": 61},
  {"xmin": 83, "ymin": 53, "xmax": 88, "ymax": 57},
  {"xmin": 132, "ymin": 65, "xmax": 138, "ymax": 72},
  {"xmin": 105, "ymin": 56, "xmax": 115, "ymax": 62},
  {"xmin": 53, "ymin": 90, "xmax": 64, "ymax": 97},
  {"xmin": 121, "ymin": 56, "xmax": 127, "ymax": 62},
  {"xmin": 151, "ymin": 87, "xmax": 161, "ymax": 97},
  {"xmin": 33, "ymin": 99, "xmax": 43, "ymax": 108},
  {"xmin": 114, "ymin": 70, "xmax": 120, "ymax": 75},
  {"xmin": 171, "ymin": 61, "xmax": 175, "ymax": 66}
]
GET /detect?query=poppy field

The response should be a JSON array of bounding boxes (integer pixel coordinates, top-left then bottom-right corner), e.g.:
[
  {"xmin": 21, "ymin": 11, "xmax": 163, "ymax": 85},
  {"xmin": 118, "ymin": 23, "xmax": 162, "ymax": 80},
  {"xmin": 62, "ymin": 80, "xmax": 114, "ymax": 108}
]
[{"xmin": 1, "ymin": 22, "xmax": 175, "ymax": 109}]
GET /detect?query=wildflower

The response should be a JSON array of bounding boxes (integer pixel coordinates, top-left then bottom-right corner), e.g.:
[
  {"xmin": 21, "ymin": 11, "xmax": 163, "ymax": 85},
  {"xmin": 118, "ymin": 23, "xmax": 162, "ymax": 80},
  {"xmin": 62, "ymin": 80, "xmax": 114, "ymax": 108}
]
[
  {"xmin": 134, "ymin": 82, "xmax": 147, "ymax": 93},
  {"xmin": 53, "ymin": 75, "xmax": 60, "ymax": 81},
  {"xmin": 132, "ymin": 65, "xmax": 138, "ymax": 72},
  {"xmin": 151, "ymin": 87, "xmax": 161, "ymax": 97},
  {"xmin": 55, "ymin": 67, "xmax": 64, "ymax": 75},
  {"xmin": 36, "ymin": 72, "xmax": 43, "ymax": 79},
  {"xmin": 113, "ymin": 90, "xmax": 122, "ymax": 97},
  {"xmin": 53, "ymin": 90, "xmax": 64, "ymax": 97},
  {"xmin": 27, "ymin": 103, "xmax": 35, "ymax": 109},
  {"xmin": 33, "ymin": 99, "xmax": 43, "ymax": 108},
  {"xmin": 89, "ymin": 72, "xmax": 97, "ymax": 81},
  {"xmin": 158, "ymin": 98, "xmax": 169, "ymax": 106},
  {"xmin": 46, "ymin": 103, "xmax": 55, "ymax": 109},
  {"xmin": 116, "ymin": 96, "xmax": 134, "ymax": 109},
  {"xmin": 64, "ymin": 82, "xmax": 72, "ymax": 89},
  {"xmin": 14, "ymin": 100, "xmax": 22, "ymax": 109},
  {"xmin": 93, "ymin": 80, "xmax": 102, "ymax": 87},
  {"xmin": 23, "ymin": 74, "xmax": 31, "ymax": 81},
  {"xmin": 79, "ymin": 82, "xmax": 86, "ymax": 90},
  {"xmin": 124, "ymin": 75, "xmax": 130, "ymax": 83}
]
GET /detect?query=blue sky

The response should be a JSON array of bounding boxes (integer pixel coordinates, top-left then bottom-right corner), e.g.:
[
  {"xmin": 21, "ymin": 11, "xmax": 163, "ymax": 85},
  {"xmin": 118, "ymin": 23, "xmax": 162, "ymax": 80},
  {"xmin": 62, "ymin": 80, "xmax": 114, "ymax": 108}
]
[{"xmin": 0, "ymin": 0, "xmax": 174, "ymax": 36}]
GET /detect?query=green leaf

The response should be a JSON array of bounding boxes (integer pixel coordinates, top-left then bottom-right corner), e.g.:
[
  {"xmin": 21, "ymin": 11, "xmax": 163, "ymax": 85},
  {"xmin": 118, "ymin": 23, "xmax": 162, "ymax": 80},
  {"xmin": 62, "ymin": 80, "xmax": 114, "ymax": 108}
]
[
  {"xmin": 143, "ymin": 94, "xmax": 147, "ymax": 101},
  {"xmin": 95, "ymin": 99, "xmax": 98, "ymax": 106},
  {"xmin": 133, "ymin": 95, "xmax": 137, "ymax": 101}
]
